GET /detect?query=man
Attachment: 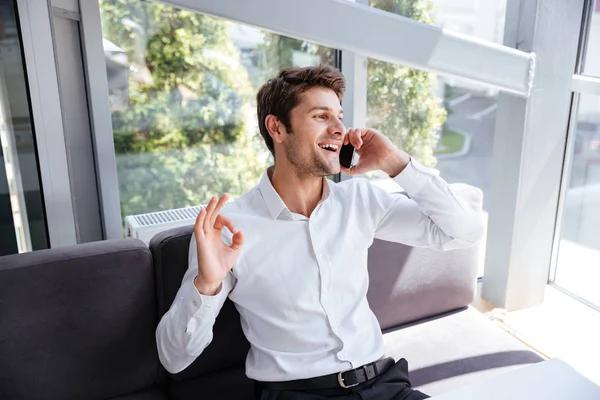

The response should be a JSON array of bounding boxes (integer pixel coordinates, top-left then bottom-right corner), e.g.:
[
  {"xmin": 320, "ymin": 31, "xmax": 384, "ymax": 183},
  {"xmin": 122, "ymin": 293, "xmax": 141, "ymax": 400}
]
[{"xmin": 156, "ymin": 65, "xmax": 484, "ymax": 399}]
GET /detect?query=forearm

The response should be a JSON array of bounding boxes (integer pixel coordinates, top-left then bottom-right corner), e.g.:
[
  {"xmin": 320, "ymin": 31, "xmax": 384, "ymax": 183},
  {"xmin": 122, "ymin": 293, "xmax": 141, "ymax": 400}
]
[
  {"xmin": 381, "ymin": 149, "xmax": 411, "ymax": 178},
  {"xmin": 156, "ymin": 272, "xmax": 231, "ymax": 374},
  {"xmin": 371, "ymin": 158, "xmax": 484, "ymax": 250},
  {"xmin": 400, "ymin": 159, "xmax": 483, "ymax": 246}
]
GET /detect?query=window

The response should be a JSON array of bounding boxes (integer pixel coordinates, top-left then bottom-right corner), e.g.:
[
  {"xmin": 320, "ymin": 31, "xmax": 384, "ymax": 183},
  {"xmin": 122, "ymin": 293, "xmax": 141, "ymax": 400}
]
[
  {"xmin": 99, "ymin": 0, "xmax": 334, "ymax": 222},
  {"xmin": 554, "ymin": 93, "xmax": 600, "ymax": 308},
  {"xmin": 583, "ymin": 1, "xmax": 600, "ymax": 77},
  {"xmin": 370, "ymin": 0, "xmax": 506, "ymax": 44},
  {"xmin": 364, "ymin": 58, "xmax": 495, "ymax": 277},
  {"xmin": 0, "ymin": 1, "xmax": 48, "ymax": 255}
]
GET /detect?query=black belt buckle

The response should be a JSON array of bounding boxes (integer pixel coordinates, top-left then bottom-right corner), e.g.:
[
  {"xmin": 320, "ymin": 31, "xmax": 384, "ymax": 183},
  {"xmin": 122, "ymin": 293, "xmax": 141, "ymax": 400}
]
[{"xmin": 337, "ymin": 371, "xmax": 360, "ymax": 388}]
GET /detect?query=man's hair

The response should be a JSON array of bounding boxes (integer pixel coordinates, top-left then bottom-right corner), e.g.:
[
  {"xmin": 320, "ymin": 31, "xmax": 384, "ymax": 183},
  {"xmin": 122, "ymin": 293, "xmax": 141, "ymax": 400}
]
[{"xmin": 257, "ymin": 64, "xmax": 346, "ymax": 157}]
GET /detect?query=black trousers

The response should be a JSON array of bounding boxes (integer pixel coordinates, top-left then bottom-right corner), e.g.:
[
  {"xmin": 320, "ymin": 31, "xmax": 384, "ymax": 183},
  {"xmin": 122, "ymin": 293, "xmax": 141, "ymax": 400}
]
[{"xmin": 255, "ymin": 358, "xmax": 429, "ymax": 400}]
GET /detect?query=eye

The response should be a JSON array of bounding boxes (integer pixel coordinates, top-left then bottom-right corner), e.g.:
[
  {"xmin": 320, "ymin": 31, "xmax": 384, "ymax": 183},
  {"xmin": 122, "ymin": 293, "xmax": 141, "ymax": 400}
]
[{"xmin": 315, "ymin": 114, "xmax": 327, "ymax": 120}]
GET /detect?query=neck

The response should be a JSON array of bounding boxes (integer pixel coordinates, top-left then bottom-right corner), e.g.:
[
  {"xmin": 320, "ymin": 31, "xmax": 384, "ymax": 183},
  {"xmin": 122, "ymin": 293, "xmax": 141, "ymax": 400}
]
[{"xmin": 270, "ymin": 164, "xmax": 324, "ymax": 218}]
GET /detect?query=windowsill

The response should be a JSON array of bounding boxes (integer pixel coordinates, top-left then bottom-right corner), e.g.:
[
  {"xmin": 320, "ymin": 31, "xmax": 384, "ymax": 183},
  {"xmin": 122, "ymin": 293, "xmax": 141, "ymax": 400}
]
[{"xmin": 473, "ymin": 283, "xmax": 600, "ymax": 386}]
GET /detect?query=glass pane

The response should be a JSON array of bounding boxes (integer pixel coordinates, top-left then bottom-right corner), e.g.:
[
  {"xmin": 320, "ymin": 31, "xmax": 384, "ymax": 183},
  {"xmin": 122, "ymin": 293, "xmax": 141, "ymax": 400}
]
[
  {"xmin": 554, "ymin": 93, "xmax": 600, "ymax": 308},
  {"xmin": 583, "ymin": 0, "xmax": 600, "ymax": 76},
  {"xmin": 370, "ymin": 0, "xmax": 506, "ymax": 44},
  {"xmin": 99, "ymin": 0, "xmax": 334, "ymax": 223},
  {"xmin": 0, "ymin": 1, "xmax": 48, "ymax": 255},
  {"xmin": 365, "ymin": 59, "xmax": 495, "ymax": 277}
]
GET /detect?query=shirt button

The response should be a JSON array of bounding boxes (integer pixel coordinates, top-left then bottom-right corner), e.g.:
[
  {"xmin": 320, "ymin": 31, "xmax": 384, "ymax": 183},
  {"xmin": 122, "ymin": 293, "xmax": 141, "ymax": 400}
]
[
  {"xmin": 192, "ymin": 300, "xmax": 198, "ymax": 307},
  {"xmin": 204, "ymin": 304, "xmax": 211, "ymax": 309}
]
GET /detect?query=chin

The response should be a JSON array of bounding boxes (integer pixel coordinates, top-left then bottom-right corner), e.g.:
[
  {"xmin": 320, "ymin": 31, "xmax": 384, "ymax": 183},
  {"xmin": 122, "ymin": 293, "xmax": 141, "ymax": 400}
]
[{"xmin": 320, "ymin": 164, "xmax": 340, "ymax": 176}]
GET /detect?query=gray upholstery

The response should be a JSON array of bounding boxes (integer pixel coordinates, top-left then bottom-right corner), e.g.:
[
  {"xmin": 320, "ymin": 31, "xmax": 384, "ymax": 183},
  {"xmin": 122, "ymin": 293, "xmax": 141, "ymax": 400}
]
[
  {"xmin": 366, "ymin": 182, "xmax": 482, "ymax": 330},
  {"xmin": 150, "ymin": 228, "xmax": 250, "ymax": 383},
  {"xmin": 0, "ymin": 180, "xmax": 542, "ymax": 399},
  {"xmin": 367, "ymin": 239, "xmax": 479, "ymax": 330},
  {"xmin": 383, "ymin": 307, "xmax": 543, "ymax": 396},
  {"xmin": 0, "ymin": 239, "xmax": 164, "ymax": 400},
  {"xmin": 166, "ymin": 366, "xmax": 254, "ymax": 400},
  {"xmin": 108, "ymin": 388, "xmax": 168, "ymax": 400}
]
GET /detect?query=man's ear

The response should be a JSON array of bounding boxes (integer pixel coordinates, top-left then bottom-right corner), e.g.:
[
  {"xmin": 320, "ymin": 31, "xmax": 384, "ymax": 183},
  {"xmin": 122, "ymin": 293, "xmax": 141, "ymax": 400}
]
[{"xmin": 265, "ymin": 115, "xmax": 286, "ymax": 145}]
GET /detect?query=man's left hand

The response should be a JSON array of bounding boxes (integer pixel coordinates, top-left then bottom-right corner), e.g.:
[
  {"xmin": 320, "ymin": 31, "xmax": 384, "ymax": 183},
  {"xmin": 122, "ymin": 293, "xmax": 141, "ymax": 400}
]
[{"xmin": 342, "ymin": 128, "xmax": 410, "ymax": 177}]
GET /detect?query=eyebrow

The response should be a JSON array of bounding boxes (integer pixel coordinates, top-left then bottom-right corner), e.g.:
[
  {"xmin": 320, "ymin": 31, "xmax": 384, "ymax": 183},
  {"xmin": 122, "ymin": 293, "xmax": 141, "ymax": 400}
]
[{"xmin": 308, "ymin": 106, "xmax": 344, "ymax": 115}]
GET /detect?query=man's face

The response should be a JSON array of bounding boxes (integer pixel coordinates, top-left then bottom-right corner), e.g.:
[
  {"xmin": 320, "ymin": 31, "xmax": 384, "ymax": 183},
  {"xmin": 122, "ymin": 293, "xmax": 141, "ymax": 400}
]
[{"xmin": 283, "ymin": 87, "xmax": 346, "ymax": 177}]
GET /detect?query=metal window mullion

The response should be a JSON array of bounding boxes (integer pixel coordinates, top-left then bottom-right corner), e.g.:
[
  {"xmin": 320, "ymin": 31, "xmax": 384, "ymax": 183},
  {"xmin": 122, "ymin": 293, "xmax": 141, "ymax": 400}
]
[
  {"xmin": 162, "ymin": 0, "xmax": 534, "ymax": 97},
  {"xmin": 16, "ymin": 0, "xmax": 77, "ymax": 247},
  {"xmin": 482, "ymin": 0, "xmax": 585, "ymax": 311},
  {"xmin": 548, "ymin": 91, "xmax": 580, "ymax": 284},
  {"xmin": 0, "ymin": 63, "xmax": 32, "ymax": 252},
  {"xmin": 339, "ymin": 50, "xmax": 367, "ymax": 182},
  {"xmin": 336, "ymin": 0, "xmax": 368, "ymax": 183},
  {"xmin": 572, "ymin": 74, "xmax": 600, "ymax": 95},
  {"xmin": 79, "ymin": 0, "xmax": 123, "ymax": 239}
]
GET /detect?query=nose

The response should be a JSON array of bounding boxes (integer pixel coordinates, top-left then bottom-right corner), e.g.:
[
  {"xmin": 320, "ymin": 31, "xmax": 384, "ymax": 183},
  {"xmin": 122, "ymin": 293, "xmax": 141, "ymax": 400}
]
[{"xmin": 328, "ymin": 116, "xmax": 345, "ymax": 137}]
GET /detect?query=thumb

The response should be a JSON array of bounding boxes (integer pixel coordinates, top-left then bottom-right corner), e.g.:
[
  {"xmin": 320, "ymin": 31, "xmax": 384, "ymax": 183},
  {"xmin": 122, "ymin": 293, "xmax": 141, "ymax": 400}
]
[{"xmin": 230, "ymin": 231, "xmax": 244, "ymax": 251}]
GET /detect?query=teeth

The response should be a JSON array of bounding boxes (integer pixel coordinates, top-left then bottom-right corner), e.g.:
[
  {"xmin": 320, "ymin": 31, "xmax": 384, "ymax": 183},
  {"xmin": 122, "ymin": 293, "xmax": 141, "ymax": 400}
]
[{"xmin": 319, "ymin": 144, "xmax": 339, "ymax": 150}]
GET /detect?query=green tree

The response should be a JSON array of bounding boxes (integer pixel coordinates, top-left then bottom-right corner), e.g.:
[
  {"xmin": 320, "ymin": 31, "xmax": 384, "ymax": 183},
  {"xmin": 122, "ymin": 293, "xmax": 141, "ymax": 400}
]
[
  {"xmin": 100, "ymin": 0, "xmax": 265, "ymax": 220},
  {"xmin": 256, "ymin": 0, "xmax": 445, "ymax": 168},
  {"xmin": 368, "ymin": 0, "xmax": 446, "ymax": 167},
  {"xmin": 256, "ymin": 35, "xmax": 335, "ymax": 82}
]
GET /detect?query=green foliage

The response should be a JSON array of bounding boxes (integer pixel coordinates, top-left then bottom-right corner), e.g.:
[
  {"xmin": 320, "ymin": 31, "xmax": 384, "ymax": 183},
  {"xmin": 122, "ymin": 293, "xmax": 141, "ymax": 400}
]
[
  {"xmin": 100, "ymin": 0, "xmax": 264, "ymax": 220},
  {"xmin": 256, "ymin": 35, "xmax": 335, "ymax": 80},
  {"xmin": 368, "ymin": 0, "xmax": 446, "ymax": 167},
  {"xmin": 99, "ymin": 0, "xmax": 447, "ymax": 223},
  {"xmin": 116, "ymin": 119, "xmax": 266, "ymax": 218}
]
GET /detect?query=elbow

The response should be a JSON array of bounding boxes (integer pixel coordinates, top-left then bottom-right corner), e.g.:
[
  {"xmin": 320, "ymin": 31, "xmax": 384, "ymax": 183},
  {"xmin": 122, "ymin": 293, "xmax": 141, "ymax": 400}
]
[
  {"xmin": 156, "ymin": 321, "xmax": 187, "ymax": 375},
  {"xmin": 155, "ymin": 316, "xmax": 211, "ymax": 375},
  {"xmin": 439, "ymin": 211, "xmax": 485, "ymax": 251},
  {"xmin": 457, "ymin": 211, "xmax": 486, "ymax": 247},
  {"xmin": 159, "ymin": 353, "xmax": 186, "ymax": 375}
]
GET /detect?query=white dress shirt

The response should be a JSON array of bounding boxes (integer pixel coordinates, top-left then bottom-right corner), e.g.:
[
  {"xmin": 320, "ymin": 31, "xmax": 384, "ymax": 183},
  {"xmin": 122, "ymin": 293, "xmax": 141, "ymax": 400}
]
[{"xmin": 156, "ymin": 158, "xmax": 484, "ymax": 382}]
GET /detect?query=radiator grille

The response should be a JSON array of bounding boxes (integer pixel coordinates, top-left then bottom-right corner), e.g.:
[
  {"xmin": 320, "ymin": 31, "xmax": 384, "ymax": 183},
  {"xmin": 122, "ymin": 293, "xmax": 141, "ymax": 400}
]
[{"xmin": 133, "ymin": 206, "xmax": 202, "ymax": 227}]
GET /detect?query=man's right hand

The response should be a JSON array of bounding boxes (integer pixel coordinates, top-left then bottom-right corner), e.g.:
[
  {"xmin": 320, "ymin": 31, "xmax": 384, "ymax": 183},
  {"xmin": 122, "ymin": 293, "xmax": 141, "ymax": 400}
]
[{"xmin": 193, "ymin": 194, "xmax": 244, "ymax": 296}]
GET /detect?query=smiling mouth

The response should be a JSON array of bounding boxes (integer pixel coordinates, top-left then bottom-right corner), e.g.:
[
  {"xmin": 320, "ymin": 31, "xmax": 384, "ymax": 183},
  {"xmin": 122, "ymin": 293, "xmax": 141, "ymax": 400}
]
[{"xmin": 318, "ymin": 144, "xmax": 340, "ymax": 152}]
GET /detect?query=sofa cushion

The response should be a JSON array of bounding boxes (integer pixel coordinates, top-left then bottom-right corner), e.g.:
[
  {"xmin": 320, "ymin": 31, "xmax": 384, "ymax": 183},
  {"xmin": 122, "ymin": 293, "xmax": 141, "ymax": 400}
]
[
  {"xmin": 150, "ymin": 227, "xmax": 250, "ymax": 382},
  {"xmin": 383, "ymin": 307, "xmax": 544, "ymax": 396},
  {"xmin": 108, "ymin": 387, "xmax": 168, "ymax": 400},
  {"xmin": 166, "ymin": 366, "xmax": 254, "ymax": 400},
  {"xmin": 0, "ymin": 239, "xmax": 160, "ymax": 400},
  {"xmin": 367, "ymin": 183, "xmax": 484, "ymax": 331},
  {"xmin": 367, "ymin": 239, "xmax": 480, "ymax": 330}
]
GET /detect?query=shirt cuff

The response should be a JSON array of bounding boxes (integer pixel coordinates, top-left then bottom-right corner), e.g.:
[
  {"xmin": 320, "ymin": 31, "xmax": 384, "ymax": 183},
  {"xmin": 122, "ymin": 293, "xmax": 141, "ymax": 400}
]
[
  {"xmin": 181, "ymin": 278, "xmax": 222, "ymax": 319},
  {"xmin": 392, "ymin": 157, "xmax": 439, "ymax": 194}
]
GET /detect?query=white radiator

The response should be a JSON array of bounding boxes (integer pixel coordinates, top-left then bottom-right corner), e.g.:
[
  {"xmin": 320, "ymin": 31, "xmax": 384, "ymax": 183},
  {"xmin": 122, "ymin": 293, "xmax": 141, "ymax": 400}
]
[{"xmin": 125, "ymin": 205, "xmax": 202, "ymax": 245}]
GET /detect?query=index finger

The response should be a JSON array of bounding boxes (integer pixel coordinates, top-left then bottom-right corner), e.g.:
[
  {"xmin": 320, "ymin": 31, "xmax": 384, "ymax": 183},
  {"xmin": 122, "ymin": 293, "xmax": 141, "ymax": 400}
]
[
  {"xmin": 214, "ymin": 214, "xmax": 239, "ymax": 234},
  {"xmin": 209, "ymin": 193, "xmax": 230, "ymax": 229},
  {"xmin": 349, "ymin": 128, "xmax": 364, "ymax": 149}
]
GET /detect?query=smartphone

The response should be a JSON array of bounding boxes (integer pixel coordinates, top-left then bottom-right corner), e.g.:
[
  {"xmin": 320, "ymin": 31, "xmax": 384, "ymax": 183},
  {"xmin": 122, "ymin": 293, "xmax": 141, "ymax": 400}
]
[{"xmin": 339, "ymin": 143, "xmax": 355, "ymax": 169}]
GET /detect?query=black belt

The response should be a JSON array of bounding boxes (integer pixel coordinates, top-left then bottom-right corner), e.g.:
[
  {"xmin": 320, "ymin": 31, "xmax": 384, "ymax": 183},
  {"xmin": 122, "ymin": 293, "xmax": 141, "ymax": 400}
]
[{"xmin": 257, "ymin": 357, "xmax": 395, "ymax": 391}]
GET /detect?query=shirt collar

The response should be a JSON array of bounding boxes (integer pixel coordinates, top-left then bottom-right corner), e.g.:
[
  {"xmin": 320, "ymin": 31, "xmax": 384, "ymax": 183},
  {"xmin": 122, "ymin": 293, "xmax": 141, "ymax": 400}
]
[{"xmin": 258, "ymin": 167, "xmax": 334, "ymax": 220}]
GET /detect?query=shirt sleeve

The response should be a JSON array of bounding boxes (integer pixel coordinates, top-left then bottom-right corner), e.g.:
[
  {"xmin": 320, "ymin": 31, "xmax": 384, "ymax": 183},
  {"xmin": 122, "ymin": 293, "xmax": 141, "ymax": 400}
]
[
  {"xmin": 360, "ymin": 158, "xmax": 485, "ymax": 251},
  {"xmin": 156, "ymin": 232, "xmax": 235, "ymax": 374}
]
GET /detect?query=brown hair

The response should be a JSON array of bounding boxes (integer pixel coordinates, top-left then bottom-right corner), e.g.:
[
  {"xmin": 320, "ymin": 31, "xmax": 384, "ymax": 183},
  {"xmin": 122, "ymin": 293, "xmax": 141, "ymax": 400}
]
[{"xmin": 257, "ymin": 64, "xmax": 346, "ymax": 157}]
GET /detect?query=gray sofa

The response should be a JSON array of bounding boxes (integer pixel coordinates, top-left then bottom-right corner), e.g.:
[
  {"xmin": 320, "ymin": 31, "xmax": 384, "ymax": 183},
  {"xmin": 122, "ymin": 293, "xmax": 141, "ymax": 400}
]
[{"xmin": 0, "ymin": 227, "xmax": 543, "ymax": 399}]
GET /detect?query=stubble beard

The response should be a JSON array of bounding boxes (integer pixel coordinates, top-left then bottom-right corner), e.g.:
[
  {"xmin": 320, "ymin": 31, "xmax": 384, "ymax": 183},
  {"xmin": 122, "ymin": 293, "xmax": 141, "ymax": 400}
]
[{"xmin": 285, "ymin": 133, "xmax": 336, "ymax": 178}]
